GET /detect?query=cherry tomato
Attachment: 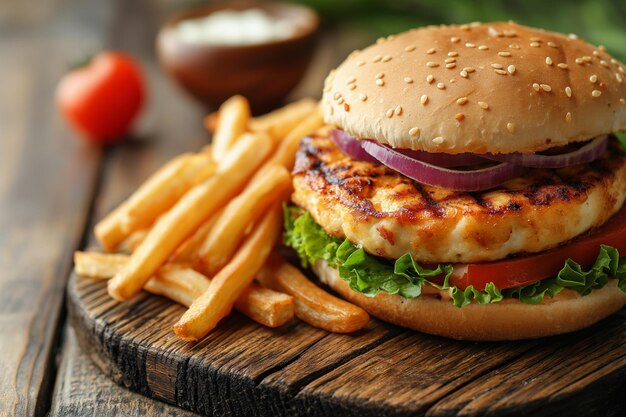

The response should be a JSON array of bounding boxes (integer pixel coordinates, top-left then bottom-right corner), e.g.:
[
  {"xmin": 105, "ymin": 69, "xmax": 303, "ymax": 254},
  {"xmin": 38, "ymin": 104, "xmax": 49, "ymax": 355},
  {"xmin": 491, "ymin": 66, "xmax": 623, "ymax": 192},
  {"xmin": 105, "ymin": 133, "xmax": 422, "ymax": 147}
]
[
  {"xmin": 56, "ymin": 51, "xmax": 145, "ymax": 144},
  {"xmin": 449, "ymin": 205, "xmax": 626, "ymax": 290}
]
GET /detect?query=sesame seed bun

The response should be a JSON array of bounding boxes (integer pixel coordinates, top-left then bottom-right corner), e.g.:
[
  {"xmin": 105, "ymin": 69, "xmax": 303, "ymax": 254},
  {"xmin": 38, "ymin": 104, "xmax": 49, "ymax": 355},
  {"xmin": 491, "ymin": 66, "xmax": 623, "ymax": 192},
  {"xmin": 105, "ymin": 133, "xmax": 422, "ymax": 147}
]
[
  {"xmin": 322, "ymin": 22, "xmax": 626, "ymax": 154},
  {"xmin": 314, "ymin": 261, "xmax": 626, "ymax": 341}
]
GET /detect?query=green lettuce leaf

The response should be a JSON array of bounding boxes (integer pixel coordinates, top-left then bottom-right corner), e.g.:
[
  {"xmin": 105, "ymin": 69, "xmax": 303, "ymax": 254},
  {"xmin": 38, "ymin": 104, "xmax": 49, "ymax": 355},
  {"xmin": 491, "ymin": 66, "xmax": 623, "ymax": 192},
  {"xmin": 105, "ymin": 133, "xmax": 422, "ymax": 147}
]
[{"xmin": 283, "ymin": 206, "xmax": 626, "ymax": 307}]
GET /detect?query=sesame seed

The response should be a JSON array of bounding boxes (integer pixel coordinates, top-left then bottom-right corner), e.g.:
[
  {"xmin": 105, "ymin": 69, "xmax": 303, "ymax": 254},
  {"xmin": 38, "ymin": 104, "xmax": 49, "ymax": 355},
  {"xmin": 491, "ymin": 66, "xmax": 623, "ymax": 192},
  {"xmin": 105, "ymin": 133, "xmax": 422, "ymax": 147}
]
[
  {"xmin": 405, "ymin": 45, "xmax": 416, "ymax": 52},
  {"xmin": 426, "ymin": 48, "xmax": 436, "ymax": 54},
  {"xmin": 344, "ymin": 103, "xmax": 350, "ymax": 112},
  {"xmin": 386, "ymin": 108, "xmax": 394, "ymax": 118},
  {"xmin": 448, "ymin": 52, "xmax": 459, "ymax": 57},
  {"xmin": 547, "ymin": 41, "xmax": 558, "ymax": 48},
  {"xmin": 593, "ymin": 50, "xmax": 601, "ymax": 57},
  {"xmin": 460, "ymin": 24, "xmax": 470, "ymax": 31},
  {"xmin": 532, "ymin": 83, "xmax": 541, "ymax": 92},
  {"xmin": 375, "ymin": 73, "xmax": 384, "ymax": 79},
  {"xmin": 600, "ymin": 60, "xmax": 609, "ymax": 68},
  {"xmin": 590, "ymin": 74, "xmax": 598, "ymax": 83},
  {"xmin": 333, "ymin": 92, "xmax": 341, "ymax": 100},
  {"xmin": 348, "ymin": 84, "xmax": 356, "ymax": 90},
  {"xmin": 557, "ymin": 63, "xmax": 569, "ymax": 69},
  {"xmin": 506, "ymin": 123, "xmax": 515, "ymax": 133},
  {"xmin": 507, "ymin": 65, "xmax": 516, "ymax": 74},
  {"xmin": 373, "ymin": 55, "xmax": 382, "ymax": 63},
  {"xmin": 396, "ymin": 105, "xmax": 403, "ymax": 115},
  {"xmin": 337, "ymin": 97, "xmax": 344, "ymax": 105},
  {"xmin": 530, "ymin": 37, "xmax": 541, "ymax": 42},
  {"xmin": 446, "ymin": 63, "xmax": 457, "ymax": 69},
  {"xmin": 404, "ymin": 77, "xmax": 414, "ymax": 84},
  {"xmin": 420, "ymin": 94, "xmax": 429, "ymax": 105},
  {"xmin": 460, "ymin": 70, "xmax": 469, "ymax": 78},
  {"xmin": 498, "ymin": 51, "xmax": 512, "ymax": 57},
  {"xmin": 568, "ymin": 33, "xmax": 578, "ymax": 39},
  {"xmin": 329, "ymin": 106, "xmax": 334, "ymax": 115},
  {"xmin": 620, "ymin": 67, "xmax": 626, "ymax": 74},
  {"xmin": 503, "ymin": 30, "xmax": 517, "ymax": 37},
  {"xmin": 409, "ymin": 127, "xmax": 420, "ymax": 136},
  {"xmin": 456, "ymin": 97, "xmax": 468, "ymax": 105},
  {"xmin": 611, "ymin": 58, "xmax": 618, "ymax": 64},
  {"xmin": 582, "ymin": 56, "xmax": 592, "ymax": 63},
  {"xmin": 530, "ymin": 42, "xmax": 540, "ymax": 48},
  {"xmin": 426, "ymin": 75, "xmax": 434, "ymax": 83},
  {"xmin": 491, "ymin": 63, "xmax": 503, "ymax": 69},
  {"xmin": 451, "ymin": 36, "xmax": 460, "ymax": 43},
  {"xmin": 376, "ymin": 37, "xmax": 385, "ymax": 44},
  {"xmin": 444, "ymin": 58, "xmax": 456, "ymax": 64},
  {"xmin": 388, "ymin": 35, "xmax": 396, "ymax": 41},
  {"xmin": 437, "ymin": 82, "xmax": 446, "ymax": 89},
  {"xmin": 620, "ymin": 98, "xmax": 626, "ymax": 105},
  {"xmin": 426, "ymin": 62, "xmax": 439, "ymax": 68},
  {"xmin": 464, "ymin": 66, "xmax": 476, "ymax": 73},
  {"xmin": 575, "ymin": 58, "xmax": 584, "ymax": 64},
  {"xmin": 545, "ymin": 56, "xmax": 553, "ymax": 65},
  {"xmin": 455, "ymin": 113, "xmax": 465, "ymax": 121},
  {"xmin": 478, "ymin": 101, "xmax": 489, "ymax": 109},
  {"xmin": 565, "ymin": 112, "xmax": 572, "ymax": 123},
  {"xmin": 376, "ymin": 79, "xmax": 385, "ymax": 86},
  {"xmin": 359, "ymin": 93, "xmax": 367, "ymax": 101},
  {"xmin": 599, "ymin": 45, "xmax": 606, "ymax": 52},
  {"xmin": 617, "ymin": 73, "xmax": 623, "ymax": 83},
  {"xmin": 540, "ymin": 84, "xmax": 552, "ymax": 92},
  {"xmin": 478, "ymin": 45, "xmax": 489, "ymax": 50},
  {"xmin": 465, "ymin": 42, "xmax": 476, "ymax": 48},
  {"xmin": 356, "ymin": 60, "xmax": 365, "ymax": 67},
  {"xmin": 592, "ymin": 89, "xmax": 602, "ymax": 98},
  {"xmin": 382, "ymin": 55, "xmax": 392, "ymax": 62},
  {"xmin": 346, "ymin": 77, "xmax": 356, "ymax": 85},
  {"xmin": 509, "ymin": 43, "xmax": 521, "ymax": 49},
  {"xmin": 565, "ymin": 86, "xmax": 572, "ymax": 97},
  {"xmin": 494, "ymin": 69, "xmax": 508, "ymax": 75},
  {"xmin": 432, "ymin": 137, "xmax": 445, "ymax": 144}
]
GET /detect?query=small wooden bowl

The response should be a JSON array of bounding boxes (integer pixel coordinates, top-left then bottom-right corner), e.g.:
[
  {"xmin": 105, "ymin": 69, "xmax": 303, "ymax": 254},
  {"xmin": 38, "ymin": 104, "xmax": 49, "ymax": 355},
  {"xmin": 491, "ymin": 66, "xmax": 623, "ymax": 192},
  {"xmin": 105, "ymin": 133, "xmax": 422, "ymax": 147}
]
[{"xmin": 156, "ymin": 1, "xmax": 319, "ymax": 110}]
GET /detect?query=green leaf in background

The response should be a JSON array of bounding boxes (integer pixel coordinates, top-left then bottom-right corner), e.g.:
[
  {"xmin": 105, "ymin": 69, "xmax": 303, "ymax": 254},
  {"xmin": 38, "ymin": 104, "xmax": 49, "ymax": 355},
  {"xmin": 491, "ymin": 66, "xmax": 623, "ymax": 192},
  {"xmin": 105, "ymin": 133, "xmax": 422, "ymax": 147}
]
[{"xmin": 284, "ymin": 206, "xmax": 626, "ymax": 307}]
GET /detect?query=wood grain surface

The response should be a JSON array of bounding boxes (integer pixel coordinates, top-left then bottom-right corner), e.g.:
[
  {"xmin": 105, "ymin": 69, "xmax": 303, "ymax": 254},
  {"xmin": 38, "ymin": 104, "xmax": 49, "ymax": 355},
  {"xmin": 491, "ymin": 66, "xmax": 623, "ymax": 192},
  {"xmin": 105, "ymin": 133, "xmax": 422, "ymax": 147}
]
[{"xmin": 68, "ymin": 273, "xmax": 626, "ymax": 417}]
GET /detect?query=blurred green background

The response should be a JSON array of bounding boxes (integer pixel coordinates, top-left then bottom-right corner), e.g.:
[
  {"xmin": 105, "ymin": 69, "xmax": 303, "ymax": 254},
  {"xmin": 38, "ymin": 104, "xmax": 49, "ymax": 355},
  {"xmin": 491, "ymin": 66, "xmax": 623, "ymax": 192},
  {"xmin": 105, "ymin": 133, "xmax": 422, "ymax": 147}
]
[{"xmin": 292, "ymin": 0, "xmax": 626, "ymax": 61}]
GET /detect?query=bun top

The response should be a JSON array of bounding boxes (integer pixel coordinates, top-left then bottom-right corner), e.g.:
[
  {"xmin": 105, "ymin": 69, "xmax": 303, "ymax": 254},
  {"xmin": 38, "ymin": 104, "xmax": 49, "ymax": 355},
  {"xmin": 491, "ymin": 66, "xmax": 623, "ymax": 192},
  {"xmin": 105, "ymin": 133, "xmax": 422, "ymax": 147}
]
[{"xmin": 322, "ymin": 22, "xmax": 626, "ymax": 154}]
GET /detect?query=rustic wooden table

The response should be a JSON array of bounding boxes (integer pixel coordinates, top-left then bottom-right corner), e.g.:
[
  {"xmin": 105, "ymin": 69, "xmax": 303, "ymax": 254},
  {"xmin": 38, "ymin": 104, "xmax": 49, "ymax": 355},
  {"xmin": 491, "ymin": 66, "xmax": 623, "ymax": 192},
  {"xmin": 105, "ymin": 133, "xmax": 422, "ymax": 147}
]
[{"xmin": 0, "ymin": 1, "xmax": 353, "ymax": 415}]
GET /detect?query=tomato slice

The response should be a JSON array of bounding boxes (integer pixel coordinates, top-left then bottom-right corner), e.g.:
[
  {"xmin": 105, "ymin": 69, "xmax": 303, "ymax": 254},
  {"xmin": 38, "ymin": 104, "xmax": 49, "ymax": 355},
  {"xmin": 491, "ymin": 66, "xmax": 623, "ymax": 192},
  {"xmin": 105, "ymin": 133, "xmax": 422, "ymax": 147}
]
[{"xmin": 450, "ymin": 204, "xmax": 626, "ymax": 290}]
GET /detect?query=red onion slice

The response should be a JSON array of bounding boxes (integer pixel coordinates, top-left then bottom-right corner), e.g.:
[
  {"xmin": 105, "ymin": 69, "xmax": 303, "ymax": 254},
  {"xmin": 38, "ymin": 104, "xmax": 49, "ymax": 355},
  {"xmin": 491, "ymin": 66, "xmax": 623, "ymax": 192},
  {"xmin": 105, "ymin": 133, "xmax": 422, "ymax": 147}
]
[
  {"xmin": 362, "ymin": 140, "xmax": 524, "ymax": 191},
  {"xmin": 396, "ymin": 149, "xmax": 488, "ymax": 167},
  {"xmin": 330, "ymin": 130, "xmax": 379, "ymax": 163},
  {"xmin": 483, "ymin": 135, "xmax": 608, "ymax": 168}
]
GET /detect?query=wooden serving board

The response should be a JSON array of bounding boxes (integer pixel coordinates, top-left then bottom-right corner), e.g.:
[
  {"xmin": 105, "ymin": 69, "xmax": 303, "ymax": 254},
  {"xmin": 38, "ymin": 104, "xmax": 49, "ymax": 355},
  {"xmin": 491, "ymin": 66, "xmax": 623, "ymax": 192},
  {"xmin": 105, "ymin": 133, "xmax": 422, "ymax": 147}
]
[{"xmin": 68, "ymin": 272, "xmax": 626, "ymax": 417}]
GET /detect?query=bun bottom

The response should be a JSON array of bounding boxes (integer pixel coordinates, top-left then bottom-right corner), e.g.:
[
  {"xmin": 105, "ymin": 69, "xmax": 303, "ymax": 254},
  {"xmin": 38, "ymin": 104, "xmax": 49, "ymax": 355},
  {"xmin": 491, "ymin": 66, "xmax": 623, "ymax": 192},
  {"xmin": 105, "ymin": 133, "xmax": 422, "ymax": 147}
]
[{"xmin": 314, "ymin": 261, "xmax": 626, "ymax": 341}]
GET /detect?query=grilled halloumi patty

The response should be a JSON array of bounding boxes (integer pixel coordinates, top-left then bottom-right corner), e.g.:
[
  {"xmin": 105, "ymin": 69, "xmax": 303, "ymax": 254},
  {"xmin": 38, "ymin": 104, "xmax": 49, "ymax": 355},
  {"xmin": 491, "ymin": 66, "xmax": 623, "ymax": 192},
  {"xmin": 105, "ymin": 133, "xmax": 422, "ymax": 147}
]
[{"xmin": 292, "ymin": 127, "xmax": 626, "ymax": 263}]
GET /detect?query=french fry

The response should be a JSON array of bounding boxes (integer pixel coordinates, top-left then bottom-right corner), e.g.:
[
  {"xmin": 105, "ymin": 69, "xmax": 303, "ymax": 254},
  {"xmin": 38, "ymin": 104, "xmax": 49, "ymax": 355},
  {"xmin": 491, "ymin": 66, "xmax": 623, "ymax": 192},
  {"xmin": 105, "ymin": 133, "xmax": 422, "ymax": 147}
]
[
  {"xmin": 107, "ymin": 132, "xmax": 274, "ymax": 301},
  {"xmin": 263, "ymin": 108, "xmax": 324, "ymax": 170},
  {"xmin": 211, "ymin": 95, "xmax": 251, "ymax": 160},
  {"xmin": 249, "ymin": 98, "xmax": 318, "ymax": 141},
  {"xmin": 171, "ymin": 208, "xmax": 223, "ymax": 263},
  {"xmin": 74, "ymin": 251, "xmax": 129, "ymax": 278},
  {"xmin": 203, "ymin": 111, "xmax": 219, "ymax": 134},
  {"xmin": 197, "ymin": 165, "xmax": 291, "ymax": 276},
  {"xmin": 258, "ymin": 252, "xmax": 370, "ymax": 333},
  {"xmin": 124, "ymin": 229, "xmax": 149, "ymax": 252},
  {"xmin": 174, "ymin": 202, "xmax": 283, "ymax": 341},
  {"xmin": 94, "ymin": 153, "xmax": 215, "ymax": 251},
  {"xmin": 74, "ymin": 251, "xmax": 294, "ymax": 327}
]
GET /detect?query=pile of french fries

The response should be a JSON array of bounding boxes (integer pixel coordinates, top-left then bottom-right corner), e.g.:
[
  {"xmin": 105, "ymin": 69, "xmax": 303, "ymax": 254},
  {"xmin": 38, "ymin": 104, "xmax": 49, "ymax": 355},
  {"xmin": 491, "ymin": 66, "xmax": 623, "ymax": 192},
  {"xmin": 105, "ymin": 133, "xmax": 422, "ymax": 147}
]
[{"xmin": 74, "ymin": 96, "xmax": 369, "ymax": 342}]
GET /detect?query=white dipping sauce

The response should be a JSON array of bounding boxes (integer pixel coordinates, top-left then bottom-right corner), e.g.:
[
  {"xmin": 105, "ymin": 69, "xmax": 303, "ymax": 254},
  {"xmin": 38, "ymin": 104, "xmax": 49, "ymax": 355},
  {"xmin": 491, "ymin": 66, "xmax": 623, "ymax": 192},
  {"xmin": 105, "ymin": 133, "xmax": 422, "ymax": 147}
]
[{"xmin": 175, "ymin": 8, "xmax": 297, "ymax": 45}]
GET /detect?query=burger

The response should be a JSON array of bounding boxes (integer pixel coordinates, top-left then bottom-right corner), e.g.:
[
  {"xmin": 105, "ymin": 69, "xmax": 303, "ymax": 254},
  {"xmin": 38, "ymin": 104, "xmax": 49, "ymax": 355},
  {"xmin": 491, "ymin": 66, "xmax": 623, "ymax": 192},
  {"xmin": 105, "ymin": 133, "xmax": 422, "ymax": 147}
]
[{"xmin": 284, "ymin": 22, "xmax": 626, "ymax": 340}]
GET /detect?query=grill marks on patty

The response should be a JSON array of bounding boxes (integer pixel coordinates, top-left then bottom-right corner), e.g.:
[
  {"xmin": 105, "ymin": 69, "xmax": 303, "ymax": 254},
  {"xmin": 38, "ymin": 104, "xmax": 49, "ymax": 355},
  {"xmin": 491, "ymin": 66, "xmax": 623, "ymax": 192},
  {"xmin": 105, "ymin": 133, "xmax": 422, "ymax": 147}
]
[{"xmin": 291, "ymin": 128, "xmax": 626, "ymax": 263}]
